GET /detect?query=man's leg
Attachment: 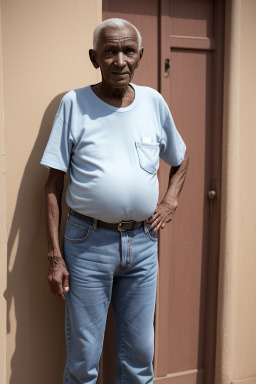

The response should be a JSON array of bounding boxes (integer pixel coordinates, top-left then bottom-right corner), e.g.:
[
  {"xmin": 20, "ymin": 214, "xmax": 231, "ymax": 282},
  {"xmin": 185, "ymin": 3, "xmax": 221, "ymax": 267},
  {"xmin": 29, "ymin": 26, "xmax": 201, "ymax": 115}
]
[
  {"xmin": 62, "ymin": 215, "xmax": 119, "ymax": 384},
  {"xmin": 112, "ymin": 224, "xmax": 158, "ymax": 384}
]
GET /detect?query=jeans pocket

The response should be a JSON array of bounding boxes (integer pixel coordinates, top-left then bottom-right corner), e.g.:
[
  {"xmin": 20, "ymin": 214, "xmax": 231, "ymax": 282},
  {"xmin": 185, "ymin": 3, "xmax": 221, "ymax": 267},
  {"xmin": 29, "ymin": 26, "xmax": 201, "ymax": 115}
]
[
  {"xmin": 135, "ymin": 142, "xmax": 160, "ymax": 174},
  {"xmin": 64, "ymin": 216, "xmax": 92, "ymax": 243},
  {"xmin": 145, "ymin": 223, "xmax": 158, "ymax": 242}
]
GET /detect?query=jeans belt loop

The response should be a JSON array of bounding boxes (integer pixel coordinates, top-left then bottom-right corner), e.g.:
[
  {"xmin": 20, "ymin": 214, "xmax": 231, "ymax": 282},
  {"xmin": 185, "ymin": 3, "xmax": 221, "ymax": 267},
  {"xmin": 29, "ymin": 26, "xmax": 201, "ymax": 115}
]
[
  {"xmin": 143, "ymin": 220, "xmax": 148, "ymax": 234},
  {"xmin": 92, "ymin": 218, "xmax": 98, "ymax": 231}
]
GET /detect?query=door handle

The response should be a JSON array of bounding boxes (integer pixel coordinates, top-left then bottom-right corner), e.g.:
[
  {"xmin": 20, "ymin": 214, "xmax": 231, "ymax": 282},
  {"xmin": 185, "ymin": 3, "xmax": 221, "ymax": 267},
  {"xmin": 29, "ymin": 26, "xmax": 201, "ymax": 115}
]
[
  {"xmin": 164, "ymin": 58, "xmax": 171, "ymax": 78},
  {"xmin": 208, "ymin": 190, "xmax": 217, "ymax": 200}
]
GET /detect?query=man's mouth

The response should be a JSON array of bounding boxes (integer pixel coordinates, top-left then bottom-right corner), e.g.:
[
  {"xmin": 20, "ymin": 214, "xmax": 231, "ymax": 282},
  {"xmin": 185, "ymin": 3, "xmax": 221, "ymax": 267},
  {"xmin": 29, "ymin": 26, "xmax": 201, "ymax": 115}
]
[{"xmin": 111, "ymin": 72, "xmax": 129, "ymax": 76}]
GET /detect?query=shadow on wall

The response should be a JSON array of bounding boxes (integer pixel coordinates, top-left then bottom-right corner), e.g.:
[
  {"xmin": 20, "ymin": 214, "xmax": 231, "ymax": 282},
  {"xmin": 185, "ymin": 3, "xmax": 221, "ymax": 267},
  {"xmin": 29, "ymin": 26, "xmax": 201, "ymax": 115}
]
[{"xmin": 4, "ymin": 92, "xmax": 69, "ymax": 384}]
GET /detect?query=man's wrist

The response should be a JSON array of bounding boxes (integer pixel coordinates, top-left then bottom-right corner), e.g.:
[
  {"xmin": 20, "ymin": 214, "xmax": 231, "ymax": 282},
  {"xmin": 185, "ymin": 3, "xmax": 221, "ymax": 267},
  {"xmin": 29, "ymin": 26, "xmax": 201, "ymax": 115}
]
[
  {"xmin": 160, "ymin": 199, "xmax": 178, "ymax": 210},
  {"xmin": 47, "ymin": 255, "xmax": 64, "ymax": 266},
  {"xmin": 47, "ymin": 249, "xmax": 63, "ymax": 261}
]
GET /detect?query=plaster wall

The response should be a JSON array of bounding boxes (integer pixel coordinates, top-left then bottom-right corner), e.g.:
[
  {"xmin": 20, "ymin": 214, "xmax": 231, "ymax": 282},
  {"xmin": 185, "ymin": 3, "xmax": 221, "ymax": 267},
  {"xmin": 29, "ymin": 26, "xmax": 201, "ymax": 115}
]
[
  {"xmin": 0, "ymin": 1, "xmax": 101, "ymax": 383},
  {"xmin": 0, "ymin": 4, "xmax": 7, "ymax": 383},
  {"xmin": 216, "ymin": 1, "xmax": 256, "ymax": 383}
]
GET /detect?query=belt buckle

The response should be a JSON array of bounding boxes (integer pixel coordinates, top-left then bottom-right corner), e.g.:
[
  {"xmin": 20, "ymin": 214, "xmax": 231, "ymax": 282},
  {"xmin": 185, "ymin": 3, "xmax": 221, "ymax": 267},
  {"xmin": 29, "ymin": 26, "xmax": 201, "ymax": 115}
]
[
  {"xmin": 118, "ymin": 222, "xmax": 125, "ymax": 231},
  {"xmin": 117, "ymin": 220, "xmax": 133, "ymax": 231}
]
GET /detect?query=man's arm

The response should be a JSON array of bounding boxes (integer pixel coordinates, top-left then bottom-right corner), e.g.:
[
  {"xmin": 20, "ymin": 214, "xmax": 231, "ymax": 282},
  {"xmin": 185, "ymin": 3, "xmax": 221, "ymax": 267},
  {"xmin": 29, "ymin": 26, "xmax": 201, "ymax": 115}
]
[
  {"xmin": 148, "ymin": 150, "xmax": 189, "ymax": 231},
  {"xmin": 45, "ymin": 168, "xmax": 69, "ymax": 300}
]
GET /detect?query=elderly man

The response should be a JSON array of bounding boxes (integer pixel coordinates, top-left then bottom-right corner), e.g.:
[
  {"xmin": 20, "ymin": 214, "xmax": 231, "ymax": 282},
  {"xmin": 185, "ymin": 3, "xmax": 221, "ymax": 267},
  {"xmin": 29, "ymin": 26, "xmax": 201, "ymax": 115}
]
[{"xmin": 41, "ymin": 18, "xmax": 188, "ymax": 384}]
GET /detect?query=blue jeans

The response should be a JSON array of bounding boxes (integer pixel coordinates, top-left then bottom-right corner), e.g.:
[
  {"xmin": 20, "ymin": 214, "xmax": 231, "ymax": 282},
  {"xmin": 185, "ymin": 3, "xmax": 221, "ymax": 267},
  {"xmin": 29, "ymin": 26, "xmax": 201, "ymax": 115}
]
[{"xmin": 62, "ymin": 213, "xmax": 158, "ymax": 384}]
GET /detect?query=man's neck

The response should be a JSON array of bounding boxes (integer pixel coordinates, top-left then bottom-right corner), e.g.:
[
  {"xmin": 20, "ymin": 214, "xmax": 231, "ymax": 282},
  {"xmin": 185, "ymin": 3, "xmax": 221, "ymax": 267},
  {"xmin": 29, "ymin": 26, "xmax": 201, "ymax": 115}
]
[{"xmin": 91, "ymin": 82, "xmax": 135, "ymax": 108}]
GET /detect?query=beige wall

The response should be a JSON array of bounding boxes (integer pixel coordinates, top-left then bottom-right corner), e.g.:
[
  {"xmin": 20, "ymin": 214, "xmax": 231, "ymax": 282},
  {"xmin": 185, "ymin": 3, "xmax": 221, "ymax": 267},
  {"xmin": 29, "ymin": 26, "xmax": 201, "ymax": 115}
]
[
  {"xmin": 0, "ymin": 3, "xmax": 7, "ymax": 383},
  {"xmin": 0, "ymin": 1, "xmax": 101, "ymax": 383},
  {"xmin": 216, "ymin": 0, "xmax": 256, "ymax": 383}
]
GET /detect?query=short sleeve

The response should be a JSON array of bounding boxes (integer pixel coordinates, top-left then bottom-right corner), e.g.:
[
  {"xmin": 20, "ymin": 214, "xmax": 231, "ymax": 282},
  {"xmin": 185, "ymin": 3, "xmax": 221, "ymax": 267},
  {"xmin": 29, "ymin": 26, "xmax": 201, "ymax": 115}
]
[
  {"xmin": 159, "ymin": 105, "xmax": 186, "ymax": 167},
  {"xmin": 40, "ymin": 99, "xmax": 74, "ymax": 172}
]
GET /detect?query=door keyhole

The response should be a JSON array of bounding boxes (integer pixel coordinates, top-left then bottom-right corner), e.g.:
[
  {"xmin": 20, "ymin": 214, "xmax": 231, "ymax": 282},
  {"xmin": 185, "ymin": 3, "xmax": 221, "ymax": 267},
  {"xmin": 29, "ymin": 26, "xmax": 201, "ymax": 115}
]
[{"xmin": 164, "ymin": 58, "xmax": 171, "ymax": 78}]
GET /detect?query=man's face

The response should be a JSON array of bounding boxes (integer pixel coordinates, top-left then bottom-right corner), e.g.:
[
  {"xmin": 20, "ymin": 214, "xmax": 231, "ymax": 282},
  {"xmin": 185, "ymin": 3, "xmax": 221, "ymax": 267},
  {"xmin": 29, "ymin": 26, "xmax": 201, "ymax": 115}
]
[{"xmin": 90, "ymin": 26, "xmax": 143, "ymax": 89}]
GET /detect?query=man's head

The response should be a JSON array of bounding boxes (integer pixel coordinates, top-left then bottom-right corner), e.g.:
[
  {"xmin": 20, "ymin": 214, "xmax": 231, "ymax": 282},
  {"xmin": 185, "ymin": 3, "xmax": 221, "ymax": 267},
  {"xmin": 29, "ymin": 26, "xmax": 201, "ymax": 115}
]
[
  {"xmin": 89, "ymin": 18, "xmax": 144, "ymax": 90},
  {"xmin": 93, "ymin": 18, "xmax": 142, "ymax": 51}
]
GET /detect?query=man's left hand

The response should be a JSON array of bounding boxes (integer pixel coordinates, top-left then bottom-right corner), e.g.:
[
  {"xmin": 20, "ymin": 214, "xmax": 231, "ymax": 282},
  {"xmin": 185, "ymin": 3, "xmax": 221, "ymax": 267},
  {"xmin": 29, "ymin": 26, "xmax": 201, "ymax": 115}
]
[{"xmin": 148, "ymin": 201, "xmax": 178, "ymax": 232}]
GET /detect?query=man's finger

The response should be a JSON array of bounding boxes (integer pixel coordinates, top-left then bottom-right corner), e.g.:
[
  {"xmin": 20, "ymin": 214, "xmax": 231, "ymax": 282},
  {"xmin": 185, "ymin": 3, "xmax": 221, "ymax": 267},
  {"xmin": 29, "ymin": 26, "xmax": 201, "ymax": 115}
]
[
  {"xmin": 155, "ymin": 220, "xmax": 164, "ymax": 232},
  {"xmin": 57, "ymin": 291, "xmax": 65, "ymax": 301},
  {"xmin": 148, "ymin": 214, "xmax": 157, "ymax": 223},
  {"xmin": 48, "ymin": 280, "xmax": 55, "ymax": 295},
  {"xmin": 63, "ymin": 275, "xmax": 70, "ymax": 292},
  {"xmin": 149, "ymin": 219, "xmax": 158, "ymax": 230},
  {"xmin": 48, "ymin": 274, "xmax": 57, "ymax": 295},
  {"xmin": 52, "ymin": 278, "xmax": 63, "ymax": 296},
  {"xmin": 149, "ymin": 215, "xmax": 162, "ymax": 230}
]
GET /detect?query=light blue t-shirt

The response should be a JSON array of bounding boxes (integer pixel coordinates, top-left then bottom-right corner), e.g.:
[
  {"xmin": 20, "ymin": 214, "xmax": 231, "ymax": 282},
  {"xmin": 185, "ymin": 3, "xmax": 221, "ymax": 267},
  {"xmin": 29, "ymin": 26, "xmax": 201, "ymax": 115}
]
[{"xmin": 40, "ymin": 84, "xmax": 186, "ymax": 223}]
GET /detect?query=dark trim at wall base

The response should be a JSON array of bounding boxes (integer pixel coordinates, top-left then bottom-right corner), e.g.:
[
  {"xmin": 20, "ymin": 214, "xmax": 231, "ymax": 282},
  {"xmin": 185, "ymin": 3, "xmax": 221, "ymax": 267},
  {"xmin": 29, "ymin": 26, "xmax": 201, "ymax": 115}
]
[{"xmin": 154, "ymin": 369, "xmax": 204, "ymax": 384}]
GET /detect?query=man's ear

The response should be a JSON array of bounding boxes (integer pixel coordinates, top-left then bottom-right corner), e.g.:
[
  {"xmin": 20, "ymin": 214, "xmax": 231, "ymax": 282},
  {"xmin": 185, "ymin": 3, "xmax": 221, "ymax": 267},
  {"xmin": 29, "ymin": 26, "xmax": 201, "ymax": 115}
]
[
  {"xmin": 136, "ymin": 47, "xmax": 144, "ymax": 68},
  {"xmin": 89, "ymin": 49, "xmax": 99, "ymax": 69}
]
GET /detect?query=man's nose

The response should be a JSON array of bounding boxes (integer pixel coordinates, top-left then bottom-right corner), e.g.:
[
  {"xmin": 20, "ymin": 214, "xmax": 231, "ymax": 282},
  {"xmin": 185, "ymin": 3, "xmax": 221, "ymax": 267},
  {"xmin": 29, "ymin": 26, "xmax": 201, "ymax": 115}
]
[{"xmin": 115, "ymin": 52, "xmax": 125, "ymax": 67}]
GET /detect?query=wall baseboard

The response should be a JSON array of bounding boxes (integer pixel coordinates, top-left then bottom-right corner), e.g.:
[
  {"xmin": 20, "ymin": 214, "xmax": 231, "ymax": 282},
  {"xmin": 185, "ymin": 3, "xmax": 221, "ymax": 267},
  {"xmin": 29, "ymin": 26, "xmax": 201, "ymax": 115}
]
[{"xmin": 232, "ymin": 377, "xmax": 256, "ymax": 384}]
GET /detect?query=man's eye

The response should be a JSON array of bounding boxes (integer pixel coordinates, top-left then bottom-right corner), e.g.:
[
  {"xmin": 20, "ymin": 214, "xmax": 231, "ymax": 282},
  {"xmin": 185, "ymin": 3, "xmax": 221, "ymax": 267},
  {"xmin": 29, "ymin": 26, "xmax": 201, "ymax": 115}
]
[
  {"xmin": 126, "ymin": 49, "xmax": 134, "ymax": 54},
  {"xmin": 105, "ymin": 49, "xmax": 114, "ymax": 54}
]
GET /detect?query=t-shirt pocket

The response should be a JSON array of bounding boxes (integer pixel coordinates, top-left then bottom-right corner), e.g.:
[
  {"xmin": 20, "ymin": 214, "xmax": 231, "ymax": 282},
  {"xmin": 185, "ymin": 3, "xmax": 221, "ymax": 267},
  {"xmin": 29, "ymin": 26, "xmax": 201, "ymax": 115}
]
[{"xmin": 135, "ymin": 142, "xmax": 160, "ymax": 175}]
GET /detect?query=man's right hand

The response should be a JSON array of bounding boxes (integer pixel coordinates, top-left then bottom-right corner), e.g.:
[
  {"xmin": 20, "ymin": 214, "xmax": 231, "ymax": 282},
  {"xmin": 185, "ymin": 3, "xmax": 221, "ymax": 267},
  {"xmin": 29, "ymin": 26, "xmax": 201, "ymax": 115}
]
[
  {"xmin": 47, "ymin": 256, "xmax": 69, "ymax": 300},
  {"xmin": 45, "ymin": 168, "xmax": 67, "ymax": 300}
]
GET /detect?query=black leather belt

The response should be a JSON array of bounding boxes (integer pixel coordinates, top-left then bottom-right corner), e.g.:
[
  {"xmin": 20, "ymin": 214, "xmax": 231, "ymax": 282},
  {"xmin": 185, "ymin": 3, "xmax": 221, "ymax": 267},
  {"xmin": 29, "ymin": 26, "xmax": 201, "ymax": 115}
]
[{"xmin": 69, "ymin": 208, "xmax": 143, "ymax": 231}]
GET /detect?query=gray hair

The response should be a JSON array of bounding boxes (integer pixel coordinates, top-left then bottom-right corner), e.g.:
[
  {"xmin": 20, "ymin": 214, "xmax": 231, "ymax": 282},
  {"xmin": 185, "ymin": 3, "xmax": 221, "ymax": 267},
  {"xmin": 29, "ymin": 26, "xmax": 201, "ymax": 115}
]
[{"xmin": 93, "ymin": 18, "xmax": 142, "ymax": 51}]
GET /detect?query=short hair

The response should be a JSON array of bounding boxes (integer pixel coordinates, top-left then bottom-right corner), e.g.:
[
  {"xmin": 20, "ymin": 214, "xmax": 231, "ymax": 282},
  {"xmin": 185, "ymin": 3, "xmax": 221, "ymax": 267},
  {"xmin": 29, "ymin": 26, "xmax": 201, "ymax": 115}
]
[{"xmin": 93, "ymin": 18, "xmax": 142, "ymax": 51}]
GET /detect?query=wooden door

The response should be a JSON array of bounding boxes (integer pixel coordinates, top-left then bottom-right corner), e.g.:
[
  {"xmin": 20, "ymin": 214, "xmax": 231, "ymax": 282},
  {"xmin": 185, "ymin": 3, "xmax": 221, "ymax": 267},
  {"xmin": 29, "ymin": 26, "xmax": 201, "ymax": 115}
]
[
  {"xmin": 155, "ymin": 1, "xmax": 224, "ymax": 383},
  {"xmin": 101, "ymin": 1, "xmax": 224, "ymax": 383}
]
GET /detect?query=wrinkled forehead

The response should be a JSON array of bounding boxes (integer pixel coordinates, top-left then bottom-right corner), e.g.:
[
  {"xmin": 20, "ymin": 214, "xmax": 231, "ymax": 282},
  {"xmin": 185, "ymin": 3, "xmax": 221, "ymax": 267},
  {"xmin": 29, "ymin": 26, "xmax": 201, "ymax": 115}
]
[{"xmin": 99, "ymin": 26, "xmax": 139, "ymax": 46}]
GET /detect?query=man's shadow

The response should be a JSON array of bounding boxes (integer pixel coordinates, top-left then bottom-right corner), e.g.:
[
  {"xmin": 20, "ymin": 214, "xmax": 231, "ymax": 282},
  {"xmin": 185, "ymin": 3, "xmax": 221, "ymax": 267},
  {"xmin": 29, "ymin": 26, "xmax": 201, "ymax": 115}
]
[
  {"xmin": 5, "ymin": 92, "xmax": 69, "ymax": 384},
  {"xmin": 4, "ymin": 91, "xmax": 117, "ymax": 384}
]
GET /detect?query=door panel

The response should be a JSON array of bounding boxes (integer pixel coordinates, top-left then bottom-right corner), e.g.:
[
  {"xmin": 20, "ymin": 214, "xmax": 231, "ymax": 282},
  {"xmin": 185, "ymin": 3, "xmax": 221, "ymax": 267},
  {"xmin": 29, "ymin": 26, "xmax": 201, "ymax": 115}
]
[
  {"xmin": 169, "ymin": 0, "xmax": 215, "ymax": 37},
  {"xmin": 157, "ymin": 48, "xmax": 213, "ymax": 374}
]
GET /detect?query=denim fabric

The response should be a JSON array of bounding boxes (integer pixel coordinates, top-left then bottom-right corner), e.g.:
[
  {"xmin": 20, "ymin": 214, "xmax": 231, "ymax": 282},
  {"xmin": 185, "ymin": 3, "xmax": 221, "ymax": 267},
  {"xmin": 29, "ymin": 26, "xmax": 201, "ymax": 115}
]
[{"xmin": 62, "ymin": 213, "xmax": 158, "ymax": 384}]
